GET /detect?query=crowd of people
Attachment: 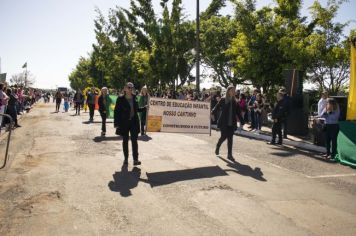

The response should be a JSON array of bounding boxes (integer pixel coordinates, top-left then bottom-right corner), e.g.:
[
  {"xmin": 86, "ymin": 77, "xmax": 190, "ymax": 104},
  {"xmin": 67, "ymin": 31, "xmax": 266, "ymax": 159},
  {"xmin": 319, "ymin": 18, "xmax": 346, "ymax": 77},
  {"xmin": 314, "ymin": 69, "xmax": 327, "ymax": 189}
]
[{"xmin": 0, "ymin": 83, "xmax": 45, "ymax": 134}]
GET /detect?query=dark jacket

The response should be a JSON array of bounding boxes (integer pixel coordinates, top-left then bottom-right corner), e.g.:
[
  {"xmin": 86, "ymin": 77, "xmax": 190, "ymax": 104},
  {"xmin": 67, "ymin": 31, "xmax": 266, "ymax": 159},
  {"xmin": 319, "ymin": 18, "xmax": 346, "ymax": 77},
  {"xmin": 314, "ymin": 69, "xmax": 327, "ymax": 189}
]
[
  {"xmin": 74, "ymin": 92, "xmax": 84, "ymax": 104},
  {"xmin": 114, "ymin": 95, "xmax": 146, "ymax": 135},
  {"xmin": 212, "ymin": 98, "xmax": 243, "ymax": 130},
  {"xmin": 272, "ymin": 100, "xmax": 285, "ymax": 122},
  {"xmin": 98, "ymin": 95, "xmax": 108, "ymax": 113}
]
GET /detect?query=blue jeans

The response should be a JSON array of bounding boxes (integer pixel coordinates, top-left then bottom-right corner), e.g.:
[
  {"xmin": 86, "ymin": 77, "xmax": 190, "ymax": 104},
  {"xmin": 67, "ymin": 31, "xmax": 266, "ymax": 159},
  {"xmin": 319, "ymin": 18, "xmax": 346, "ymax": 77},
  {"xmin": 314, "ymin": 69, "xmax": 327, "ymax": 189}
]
[{"xmin": 255, "ymin": 112, "xmax": 262, "ymax": 130}]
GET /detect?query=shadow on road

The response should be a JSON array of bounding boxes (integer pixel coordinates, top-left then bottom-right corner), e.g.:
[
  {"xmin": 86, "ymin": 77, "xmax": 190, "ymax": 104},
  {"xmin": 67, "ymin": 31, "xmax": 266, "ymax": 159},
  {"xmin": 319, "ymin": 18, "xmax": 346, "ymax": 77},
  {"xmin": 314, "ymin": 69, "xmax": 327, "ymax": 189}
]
[
  {"xmin": 82, "ymin": 121, "xmax": 114, "ymax": 124},
  {"xmin": 143, "ymin": 166, "xmax": 228, "ymax": 187},
  {"xmin": 108, "ymin": 165, "xmax": 141, "ymax": 197},
  {"xmin": 93, "ymin": 136, "xmax": 122, "ymax": 142},
  {"xmin": 269, "ymin": 145, "xmax": 335, "ymax": 164},
  {"xmin": 217, "ymin": 156, "xmax": 267, "ymax": 182},
  {"xmin": 138, "ymin": 135, "xmax": 153, "ymax": 142}
]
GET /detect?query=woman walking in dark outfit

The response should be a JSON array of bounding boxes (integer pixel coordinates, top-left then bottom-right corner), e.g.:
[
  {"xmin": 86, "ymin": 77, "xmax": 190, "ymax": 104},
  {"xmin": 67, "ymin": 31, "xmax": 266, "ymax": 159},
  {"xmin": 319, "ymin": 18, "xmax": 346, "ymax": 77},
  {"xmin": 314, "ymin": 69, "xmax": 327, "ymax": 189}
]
[
  {"xmin": 114, "ymin": 82, "xmax": 146, "ymax": 166},
  {"xmin": 98, "ymin": 87, "xmax": 109, "ymax": 136},
  {"xmin": 55, "ymin": 90, "xmax": 62, "ymax": 112},
  {"xmin": 212, "ymin": 85, "xmax": 243, "ymax": 161},
  {"xmin": 74, "ymin": 90, "xmax": 84, "ymax": 115}
]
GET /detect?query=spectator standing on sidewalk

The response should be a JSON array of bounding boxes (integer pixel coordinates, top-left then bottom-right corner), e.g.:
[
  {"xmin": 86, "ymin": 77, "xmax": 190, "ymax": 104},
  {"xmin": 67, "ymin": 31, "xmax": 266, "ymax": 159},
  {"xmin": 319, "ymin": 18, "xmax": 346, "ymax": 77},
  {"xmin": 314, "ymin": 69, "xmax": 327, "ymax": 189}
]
[
  {"xmin": 318, "ymin": 91, "xmax": 328, "ymax": 116},
  {"xmin": 98, "ymin": 87, "xmax": 109, "ymax": 136},
  {"xmin": 5, "ymin": 88, "xmax": 20, "ymax": 128},
  {"xmin": 320, "ymin": 98, "xmax": 340, "ymax": 160},
  {"xmin": 268, "ymin": 92, "xmax": 285, "ymax": 145},
  {"xmin": 253, "ymin": 93, "xmax": 264, "ymax": 134},
  {"xmin": 279, "ymin": 88, "xmax": 291, "ymax": 139},
  {"xmin": 114, "ymin": 82, "xmax": 146, "ymax": 166},
  {"xmin": 247, "ymin": 89, "xmax": 258, "ymax": 131},
  {"xmin": 86, "ymin": 87, "xmax": 97, "ymax": 122}
]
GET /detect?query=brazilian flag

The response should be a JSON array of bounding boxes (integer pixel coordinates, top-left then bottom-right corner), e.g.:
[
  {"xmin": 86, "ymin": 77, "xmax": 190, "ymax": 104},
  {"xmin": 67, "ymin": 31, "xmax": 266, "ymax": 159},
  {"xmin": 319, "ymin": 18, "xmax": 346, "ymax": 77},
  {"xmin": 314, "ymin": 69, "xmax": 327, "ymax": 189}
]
[{"xmin": 107, "ymin": 95, "xmax": 118, "ymax": 119}]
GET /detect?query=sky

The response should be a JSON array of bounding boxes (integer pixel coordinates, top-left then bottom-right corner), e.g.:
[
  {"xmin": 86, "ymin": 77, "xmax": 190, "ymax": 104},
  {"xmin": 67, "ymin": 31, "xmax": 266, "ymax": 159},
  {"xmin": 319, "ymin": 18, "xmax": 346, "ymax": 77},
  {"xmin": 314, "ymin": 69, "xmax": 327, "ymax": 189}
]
[{"xmin": 0, "ymin": 0, "xmax": 355, "ymax": 89}]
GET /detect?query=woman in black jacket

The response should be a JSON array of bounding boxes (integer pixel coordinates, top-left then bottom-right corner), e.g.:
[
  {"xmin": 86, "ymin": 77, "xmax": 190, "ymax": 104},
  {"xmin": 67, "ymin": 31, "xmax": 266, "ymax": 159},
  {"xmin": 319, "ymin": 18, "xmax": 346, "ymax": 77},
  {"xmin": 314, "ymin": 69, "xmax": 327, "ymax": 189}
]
[
  {"xmin": 73, "ymin": 90, "xmax": 84, "ymax": 115},
  {"xmin": 114, "ymin": 82, "xmax": 146, "ymax": 166},
  {"xmin": 212, "ymin": 85, "xmax": 243, "ymax": 161}
]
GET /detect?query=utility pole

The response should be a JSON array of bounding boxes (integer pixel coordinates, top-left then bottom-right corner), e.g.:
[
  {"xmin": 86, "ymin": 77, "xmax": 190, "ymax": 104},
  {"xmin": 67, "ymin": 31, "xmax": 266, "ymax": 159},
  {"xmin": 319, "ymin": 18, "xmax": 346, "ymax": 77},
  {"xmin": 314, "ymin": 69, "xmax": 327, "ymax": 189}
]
[{"xmin": 195, "ymin": 0, "xmax": 200, "ymax": 93}]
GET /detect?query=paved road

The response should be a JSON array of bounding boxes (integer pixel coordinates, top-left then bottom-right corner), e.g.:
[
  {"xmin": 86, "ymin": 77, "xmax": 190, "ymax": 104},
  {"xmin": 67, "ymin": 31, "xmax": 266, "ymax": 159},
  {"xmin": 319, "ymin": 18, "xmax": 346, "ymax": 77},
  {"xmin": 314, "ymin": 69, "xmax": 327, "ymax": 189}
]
[{"xmin": 0, "ymin": 102, "xmax": 355, "ymax": 236}]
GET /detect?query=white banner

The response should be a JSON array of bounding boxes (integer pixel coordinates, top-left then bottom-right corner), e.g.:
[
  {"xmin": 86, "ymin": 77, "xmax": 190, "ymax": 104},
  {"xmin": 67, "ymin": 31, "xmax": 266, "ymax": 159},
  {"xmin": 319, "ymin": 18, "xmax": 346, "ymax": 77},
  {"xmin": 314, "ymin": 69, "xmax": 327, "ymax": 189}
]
[{"xmin": 147, "ymin": 97, "xmax": 211, "ymax": 134}]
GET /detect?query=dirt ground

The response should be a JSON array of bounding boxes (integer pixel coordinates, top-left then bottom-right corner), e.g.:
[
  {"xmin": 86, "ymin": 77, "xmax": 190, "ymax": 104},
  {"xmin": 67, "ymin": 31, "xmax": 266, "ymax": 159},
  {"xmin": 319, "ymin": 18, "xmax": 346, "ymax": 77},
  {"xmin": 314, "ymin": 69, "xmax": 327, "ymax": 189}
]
[{"xmin": 0, "ymin": 102, "xmax": 356, "ymax": 236}]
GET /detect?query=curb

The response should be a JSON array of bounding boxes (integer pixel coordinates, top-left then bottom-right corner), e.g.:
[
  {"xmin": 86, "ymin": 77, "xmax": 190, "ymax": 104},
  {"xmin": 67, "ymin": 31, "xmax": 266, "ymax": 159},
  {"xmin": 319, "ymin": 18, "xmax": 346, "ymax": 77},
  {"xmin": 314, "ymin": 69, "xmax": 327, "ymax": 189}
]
[{"xmin": 211, "ymin": 125, "xmax": 326, "ymax": 153}]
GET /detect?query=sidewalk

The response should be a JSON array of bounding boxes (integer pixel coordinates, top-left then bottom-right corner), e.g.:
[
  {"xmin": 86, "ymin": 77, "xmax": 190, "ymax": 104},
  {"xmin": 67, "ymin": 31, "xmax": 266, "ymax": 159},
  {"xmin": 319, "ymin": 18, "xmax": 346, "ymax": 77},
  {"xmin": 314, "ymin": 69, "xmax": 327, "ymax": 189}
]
[{"xmin": 211, "ymin": 124, "xmax": 326, "ymax": 153}]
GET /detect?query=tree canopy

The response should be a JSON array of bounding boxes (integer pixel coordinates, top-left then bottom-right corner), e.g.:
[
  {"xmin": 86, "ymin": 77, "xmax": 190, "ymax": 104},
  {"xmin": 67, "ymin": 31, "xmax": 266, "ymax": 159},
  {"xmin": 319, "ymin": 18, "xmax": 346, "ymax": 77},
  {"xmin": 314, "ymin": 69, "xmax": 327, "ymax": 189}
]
[{"xmin": 69, "ymin": 0, "xmax": 353, "ymax": 95}]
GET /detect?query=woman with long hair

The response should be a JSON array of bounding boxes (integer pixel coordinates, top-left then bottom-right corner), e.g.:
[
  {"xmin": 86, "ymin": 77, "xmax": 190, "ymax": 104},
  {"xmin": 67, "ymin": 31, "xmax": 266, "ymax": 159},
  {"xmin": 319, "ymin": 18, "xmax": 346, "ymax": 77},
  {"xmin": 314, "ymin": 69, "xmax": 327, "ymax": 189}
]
[{"xmin": 212, "ymin": 85, "xmax": 243, "ymax": 161}]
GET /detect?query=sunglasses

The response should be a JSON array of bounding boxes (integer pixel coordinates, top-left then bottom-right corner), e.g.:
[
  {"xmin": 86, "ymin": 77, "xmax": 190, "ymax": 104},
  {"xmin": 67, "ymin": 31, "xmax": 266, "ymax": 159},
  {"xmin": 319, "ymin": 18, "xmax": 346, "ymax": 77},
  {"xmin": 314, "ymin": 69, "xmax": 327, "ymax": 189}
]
[{"xmin": 127, "ymin": 87, "xmax": 133, "ymax": 90}]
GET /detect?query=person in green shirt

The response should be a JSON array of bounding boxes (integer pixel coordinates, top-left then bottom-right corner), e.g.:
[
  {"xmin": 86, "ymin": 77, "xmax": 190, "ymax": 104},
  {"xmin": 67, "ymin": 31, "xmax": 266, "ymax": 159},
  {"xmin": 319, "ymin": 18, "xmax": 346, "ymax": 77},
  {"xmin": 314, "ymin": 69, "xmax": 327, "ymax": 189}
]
[{"xmin": 137, "ymin": 86, "xmax": 149, "ymax": 136}]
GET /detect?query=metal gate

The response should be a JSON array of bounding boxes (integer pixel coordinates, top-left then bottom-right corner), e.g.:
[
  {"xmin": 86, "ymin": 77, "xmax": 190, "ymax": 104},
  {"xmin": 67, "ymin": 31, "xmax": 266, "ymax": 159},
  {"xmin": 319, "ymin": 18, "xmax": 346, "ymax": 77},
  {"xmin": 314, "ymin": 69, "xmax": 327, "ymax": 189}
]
[{"xmin": 0, "ymin": 114, "xmax": 13, "ymax": 169}]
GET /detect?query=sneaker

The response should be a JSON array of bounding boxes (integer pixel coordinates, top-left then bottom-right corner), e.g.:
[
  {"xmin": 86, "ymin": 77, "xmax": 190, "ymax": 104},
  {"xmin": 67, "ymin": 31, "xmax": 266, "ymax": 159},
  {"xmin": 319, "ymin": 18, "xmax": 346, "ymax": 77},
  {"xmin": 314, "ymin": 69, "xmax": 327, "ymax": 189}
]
[{"xmin": 134, "ymin": 160, "xmax": 141, "ymax": 166}]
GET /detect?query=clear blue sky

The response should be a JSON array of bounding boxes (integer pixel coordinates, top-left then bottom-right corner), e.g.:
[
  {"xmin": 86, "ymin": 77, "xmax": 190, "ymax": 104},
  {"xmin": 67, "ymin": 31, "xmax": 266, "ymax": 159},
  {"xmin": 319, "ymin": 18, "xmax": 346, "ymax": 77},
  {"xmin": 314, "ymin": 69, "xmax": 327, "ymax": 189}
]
[{"xmin": 0, "ymin": 0, "xmax": 355, "ymax": 89}]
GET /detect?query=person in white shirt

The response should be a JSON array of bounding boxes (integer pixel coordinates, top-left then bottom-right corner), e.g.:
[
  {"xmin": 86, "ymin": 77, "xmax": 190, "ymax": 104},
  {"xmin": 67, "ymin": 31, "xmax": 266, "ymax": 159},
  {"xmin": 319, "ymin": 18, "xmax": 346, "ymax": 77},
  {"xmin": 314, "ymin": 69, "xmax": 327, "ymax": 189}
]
[{"xmin": 317, "ymin": 91, "xmax": 328, "ymax": 116}]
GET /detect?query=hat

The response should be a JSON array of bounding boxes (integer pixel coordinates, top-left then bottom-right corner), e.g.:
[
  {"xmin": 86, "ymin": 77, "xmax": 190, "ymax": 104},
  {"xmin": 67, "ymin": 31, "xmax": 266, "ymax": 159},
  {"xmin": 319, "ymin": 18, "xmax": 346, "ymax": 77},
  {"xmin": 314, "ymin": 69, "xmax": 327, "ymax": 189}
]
[{"xmin": 126, "ymin": 82, "xmax": 134, "ymax": 88}]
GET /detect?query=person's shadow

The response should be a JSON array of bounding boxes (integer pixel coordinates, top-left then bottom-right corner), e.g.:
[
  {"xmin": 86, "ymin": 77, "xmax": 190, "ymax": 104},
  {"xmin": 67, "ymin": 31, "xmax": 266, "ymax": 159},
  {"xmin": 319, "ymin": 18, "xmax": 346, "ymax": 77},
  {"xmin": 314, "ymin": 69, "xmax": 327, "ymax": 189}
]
[
  {"xmin": 108, "ymin": 165, "xmax": 141, "ymax": 197},
  {"xmin": 217, "ymin": 156, "xmax": 267, "ymax": 182}
]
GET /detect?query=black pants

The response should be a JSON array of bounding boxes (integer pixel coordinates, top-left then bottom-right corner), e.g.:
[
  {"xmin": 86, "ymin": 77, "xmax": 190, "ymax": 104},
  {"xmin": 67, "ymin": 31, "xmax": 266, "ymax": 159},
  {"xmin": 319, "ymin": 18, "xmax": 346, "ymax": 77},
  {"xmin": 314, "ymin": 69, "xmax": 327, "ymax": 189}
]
[
  {"xmin": 6, "ymin": 106, "xmax": 18, "ymax": 126},
  {"xmin": 272, "ymin": 121, "xmax": 282, "ymax": 144},
  {"xmin": 100, "ymin": 112, "xmax": 106, "ymax": 133},
  {"xmin": 56, "ymin": 99, "xmax": 61, "ymax": 111},
  {"xmin": 250, "ymin": 109, "xmax": 256, "ymax": 128},
  {"xmin": 282, "ymin": 118, "xmax": 288, "ymax": 138},
  {"xmin": 75, "ymin": 103, "xmax": 81, "ymax": 114},
  {"xmin": 88, "ymin": 104, "xmax": 95, "ymax": 120},
  {"xmin": 122, "ymin": 120, "xmax": 139, "ymax": 160},
  {"xmin": 216, "ymin": 126, "xmax": 235, "ymax": 156},
  {"xmin": 140, "ymin": 119, "xmax": 146, "ymax": 135},
  {"xmin": 325, "ymin": 124, "xmax": 339, "ymax": 156}
]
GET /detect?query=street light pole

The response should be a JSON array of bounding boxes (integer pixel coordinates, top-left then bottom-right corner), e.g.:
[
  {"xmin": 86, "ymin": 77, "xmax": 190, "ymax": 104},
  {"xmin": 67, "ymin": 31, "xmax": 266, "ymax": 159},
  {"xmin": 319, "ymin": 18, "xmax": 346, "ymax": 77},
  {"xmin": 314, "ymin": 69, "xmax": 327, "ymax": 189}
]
[{"xmin": 196, "ymin": 0, "xmax": 200, "ymax": 93}]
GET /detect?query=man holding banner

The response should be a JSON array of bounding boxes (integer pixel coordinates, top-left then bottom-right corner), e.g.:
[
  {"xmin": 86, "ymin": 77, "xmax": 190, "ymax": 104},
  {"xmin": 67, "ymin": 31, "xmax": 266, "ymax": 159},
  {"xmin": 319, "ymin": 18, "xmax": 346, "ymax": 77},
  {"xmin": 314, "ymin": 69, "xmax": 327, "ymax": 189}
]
[{"xmin": 114, "ymin": 82, "xmax": 146, "ymax": 166}]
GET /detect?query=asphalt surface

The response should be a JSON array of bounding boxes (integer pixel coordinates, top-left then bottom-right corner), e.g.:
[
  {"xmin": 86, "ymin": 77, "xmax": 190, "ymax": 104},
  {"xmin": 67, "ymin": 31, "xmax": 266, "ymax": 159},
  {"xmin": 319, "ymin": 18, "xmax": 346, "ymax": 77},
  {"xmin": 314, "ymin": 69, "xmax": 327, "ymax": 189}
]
[{"xmin": 0, "ymin": 102, "xmax": 355, "ymax": 236}]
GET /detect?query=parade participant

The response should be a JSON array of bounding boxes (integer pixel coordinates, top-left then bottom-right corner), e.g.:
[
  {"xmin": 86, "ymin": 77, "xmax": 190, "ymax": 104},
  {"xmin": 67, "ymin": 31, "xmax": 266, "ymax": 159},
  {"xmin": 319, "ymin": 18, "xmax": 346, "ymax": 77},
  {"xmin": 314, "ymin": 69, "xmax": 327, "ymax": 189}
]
[
  {"xmin": 137, "ymin": 86, "xmax": 149, "ymax": 136},
  {"xmin": 98, "ymin": 87, "xmax": 109, "ymax": 136},
  {"xmin": 320, "ymin": 98, "xmax": 340, "ymax": 160},
  {"xmin": 86, "ymin": 87, "xmax": 97, "ymax": 122},
  {"xmin": 74, "ymin": 90, "xmax": 84, "ymax": 115},
  {"xmin": 318, "ymin": 91, "xmax": 328, "ymax": 116},
  {"xmin": 55, "ymin": 90, "xmax": 62, "ymax": 112},
  {"xmin": 253, "ymin": 93, "xmax": 264, "ymax": 134},
  {"xmin": 114, "ymin": 82, "xmax": 146, "ymax": 166},
  {"xmin": 63, "ymin": 93, "xmax": 69, "ymax": 112},
  {"xmin": 268, "ymin": 92, "xmax": 285, "ymax": 145},
  {"xmin": 212, "ymin": 85, "xmax": 243, "ymax": 161}
]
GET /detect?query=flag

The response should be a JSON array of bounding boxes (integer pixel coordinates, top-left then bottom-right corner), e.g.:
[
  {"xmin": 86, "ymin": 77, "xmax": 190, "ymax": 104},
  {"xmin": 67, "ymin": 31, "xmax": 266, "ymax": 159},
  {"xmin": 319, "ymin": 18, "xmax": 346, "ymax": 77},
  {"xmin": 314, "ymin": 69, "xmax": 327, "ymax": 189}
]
[
  {"xmin": 347, "ymin": 39, "xmax": 356, "ymax": 120},
  {"xmin": 107, "ymin": 95, "xmax": 118, "ymax": 119},
  {"xmin": 22, "ymin": 62, "xmax": 27, "ymax": 68}
]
